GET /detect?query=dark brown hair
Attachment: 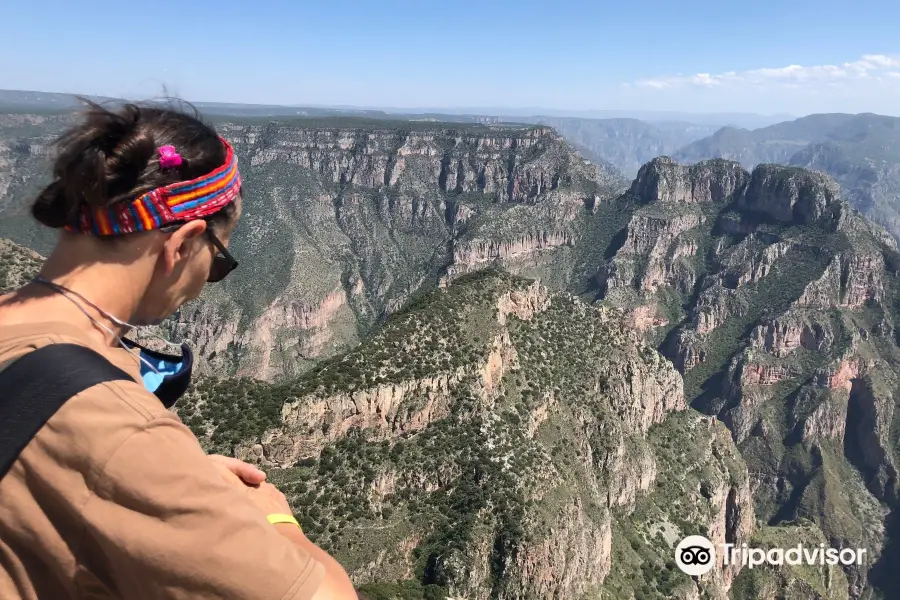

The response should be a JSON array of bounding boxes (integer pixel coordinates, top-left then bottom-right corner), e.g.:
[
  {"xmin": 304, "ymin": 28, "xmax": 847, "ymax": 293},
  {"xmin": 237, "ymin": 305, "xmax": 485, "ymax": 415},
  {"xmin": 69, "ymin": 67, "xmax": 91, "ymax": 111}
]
[{"xmin": 32, "ymin": 100, "xmax": 237, "ymax": 232}]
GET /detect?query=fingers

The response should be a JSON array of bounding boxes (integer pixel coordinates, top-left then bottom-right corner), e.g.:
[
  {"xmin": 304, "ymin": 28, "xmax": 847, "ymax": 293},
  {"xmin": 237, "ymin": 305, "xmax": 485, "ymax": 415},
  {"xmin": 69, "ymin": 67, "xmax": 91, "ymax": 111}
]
[
  {"xmin": 208, "ymin": 454, "xmax": 267, "ymax": 485},
  {"xmin": 244, "ymin": 481, "xmax": 294, "ymax": 514},
  {"xmin": 211, "ymin": 461, "xmax": 246, "ymax": 487}
]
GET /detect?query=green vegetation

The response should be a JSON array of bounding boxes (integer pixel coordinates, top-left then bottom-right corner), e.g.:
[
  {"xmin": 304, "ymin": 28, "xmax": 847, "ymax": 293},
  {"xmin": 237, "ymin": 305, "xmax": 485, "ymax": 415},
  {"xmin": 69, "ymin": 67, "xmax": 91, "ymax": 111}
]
[
  {"xmin": 730, "ymin": 522, "xmax": 851, "ymax": 600},
  {"xmin": 683, "ymin": 229, "xmax": 835, "ymax": 400},
  {"xmin": 599, "ymin": 411, "xmax": 749, "ymax": 600},
  {"xmin": 176, "ymin": 270, "xmax": 728, "ymax": 596},
  {"xmin": 357, "ymin": 580, "xmax": 448, "ymax": 600}
]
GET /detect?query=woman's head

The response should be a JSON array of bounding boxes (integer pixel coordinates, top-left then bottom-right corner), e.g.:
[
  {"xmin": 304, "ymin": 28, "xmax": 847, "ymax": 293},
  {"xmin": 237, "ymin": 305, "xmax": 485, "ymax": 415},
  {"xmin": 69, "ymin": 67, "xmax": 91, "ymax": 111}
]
[{"xmin": 31, "ymin": 101, "xmax": 242, "ymax": 324}]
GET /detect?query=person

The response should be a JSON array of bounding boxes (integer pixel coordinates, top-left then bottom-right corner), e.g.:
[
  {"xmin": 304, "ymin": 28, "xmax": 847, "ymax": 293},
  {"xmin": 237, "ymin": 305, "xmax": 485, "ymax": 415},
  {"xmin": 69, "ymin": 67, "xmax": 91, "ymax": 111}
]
[{"xmin": 0, "ymin": 101, "xmax": 357, "ymax": 599}]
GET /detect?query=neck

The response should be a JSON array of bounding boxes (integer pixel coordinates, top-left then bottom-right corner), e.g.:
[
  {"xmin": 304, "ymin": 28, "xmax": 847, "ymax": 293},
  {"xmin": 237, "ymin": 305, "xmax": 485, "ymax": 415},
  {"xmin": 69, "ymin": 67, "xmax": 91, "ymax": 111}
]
[
  {"xmin": 17, "ymin": 236, "xmax": 155, "ymax": 346},
  {"xmin": 38, "ymin": 276, "xmax": 135, "ymax": 339}
]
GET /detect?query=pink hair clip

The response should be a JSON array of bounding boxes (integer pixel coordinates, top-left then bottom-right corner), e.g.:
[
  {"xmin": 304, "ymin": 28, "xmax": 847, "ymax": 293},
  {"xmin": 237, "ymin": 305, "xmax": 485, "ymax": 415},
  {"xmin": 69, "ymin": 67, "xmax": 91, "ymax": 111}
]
[{"xmin": 158, "ymin": 145, "xmax": 183, "ymax": 170}]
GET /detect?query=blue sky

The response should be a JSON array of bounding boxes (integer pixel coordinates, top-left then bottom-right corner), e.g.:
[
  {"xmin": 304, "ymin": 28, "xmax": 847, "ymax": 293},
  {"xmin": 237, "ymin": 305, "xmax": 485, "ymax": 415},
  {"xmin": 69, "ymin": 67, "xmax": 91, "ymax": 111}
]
[{"xmin": 3, "ymin": 0, "xmax": 900, "ymax": 116}]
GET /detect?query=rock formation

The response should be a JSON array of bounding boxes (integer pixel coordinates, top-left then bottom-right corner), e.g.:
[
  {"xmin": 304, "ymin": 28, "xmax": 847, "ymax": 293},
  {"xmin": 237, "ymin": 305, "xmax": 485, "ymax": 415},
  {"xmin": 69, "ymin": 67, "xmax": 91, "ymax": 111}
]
[
  {"xmin": 596, "ymin": 156, "xmax": 900, "ymax": 599},
  {"xmin": 0, "ymin": 114, "xmax": 625, "ymax": 380},
  {"xmin": 177, "ymin": 272, "xmax": 753, "ymax": 599}
]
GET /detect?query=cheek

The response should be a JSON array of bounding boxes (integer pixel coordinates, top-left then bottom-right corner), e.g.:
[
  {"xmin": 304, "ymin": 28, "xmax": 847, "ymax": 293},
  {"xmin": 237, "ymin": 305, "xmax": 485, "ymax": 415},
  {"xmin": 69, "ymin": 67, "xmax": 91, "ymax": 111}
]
[
  {"xmin": 172, "ymin": 244, "xmax": 211, "ymax": 305},
  {"xmin": 185, "ymin": 254, "xmax": 211, "ymax": 299}
]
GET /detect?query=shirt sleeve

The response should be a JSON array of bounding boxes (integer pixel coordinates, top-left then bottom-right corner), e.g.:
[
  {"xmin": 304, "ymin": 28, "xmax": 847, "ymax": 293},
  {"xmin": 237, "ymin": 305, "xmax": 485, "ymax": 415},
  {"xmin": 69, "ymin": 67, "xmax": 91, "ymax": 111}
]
[{"xmin": 77, "ymin": 415, "xmax": 325, "ymax": 600}]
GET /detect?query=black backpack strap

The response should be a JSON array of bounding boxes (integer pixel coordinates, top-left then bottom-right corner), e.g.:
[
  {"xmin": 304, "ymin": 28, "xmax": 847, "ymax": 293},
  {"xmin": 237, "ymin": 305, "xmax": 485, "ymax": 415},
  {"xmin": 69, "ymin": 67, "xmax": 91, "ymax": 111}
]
[{"xmin": 0, "ymin": 343, "xmax": 134, "ymax": 479}]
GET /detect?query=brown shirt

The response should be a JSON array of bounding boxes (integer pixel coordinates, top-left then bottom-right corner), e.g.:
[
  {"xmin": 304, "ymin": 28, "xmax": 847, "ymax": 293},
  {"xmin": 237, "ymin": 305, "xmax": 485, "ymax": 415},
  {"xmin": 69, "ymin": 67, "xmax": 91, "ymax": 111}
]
[{"xmin": 0, "ymin": 322, "xmax": 325, "ymax": 599}]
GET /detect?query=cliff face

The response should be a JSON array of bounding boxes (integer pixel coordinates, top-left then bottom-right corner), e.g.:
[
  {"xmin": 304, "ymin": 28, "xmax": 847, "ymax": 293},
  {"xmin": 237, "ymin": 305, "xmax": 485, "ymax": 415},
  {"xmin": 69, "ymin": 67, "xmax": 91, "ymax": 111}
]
[
  {"xmin": 596, "ymin": 156, "xmax": 900, "ymax": 599},
  {"xmin": 0, "ymin": 114, "xmax": 625, "ymax": 380},
  {"xmin": 0, "ymin": 238, "xmax": 42, "ymax": 293},
  {"xmin": 674, "ymin": 113, "xmax": 900, "ymax": 243},
  {"xmin": 177, "ymin": 272, "xmax": 752, "ymax": 600}
]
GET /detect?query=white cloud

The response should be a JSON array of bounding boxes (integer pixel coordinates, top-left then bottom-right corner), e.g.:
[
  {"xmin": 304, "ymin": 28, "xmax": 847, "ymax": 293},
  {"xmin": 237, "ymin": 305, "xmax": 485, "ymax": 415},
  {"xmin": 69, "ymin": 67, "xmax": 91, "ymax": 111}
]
[{"xmin": 633, "ymin": 54, "xmax": 900, "ymax": 90}]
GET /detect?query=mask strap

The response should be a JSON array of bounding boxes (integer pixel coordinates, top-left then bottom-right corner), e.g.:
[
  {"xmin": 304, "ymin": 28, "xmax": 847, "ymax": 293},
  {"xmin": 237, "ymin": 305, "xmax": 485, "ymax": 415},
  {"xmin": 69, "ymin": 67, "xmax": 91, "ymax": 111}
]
[
  {"xmin": 35, "ymin": 275, "xmax": 139, "ymax": 329},
  {"xmin": 33, "ymin": 276, "xmax": 184, "ymax": 351},
  {"xmin": 33, "ymin": 277, "xmax": 163, "ymax": 375}
]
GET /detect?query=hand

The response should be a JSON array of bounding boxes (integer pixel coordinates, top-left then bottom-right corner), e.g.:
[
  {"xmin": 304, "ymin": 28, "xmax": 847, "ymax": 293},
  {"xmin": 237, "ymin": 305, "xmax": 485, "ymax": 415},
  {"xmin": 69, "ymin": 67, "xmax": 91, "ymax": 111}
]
[
  {"xmin": 244, "ymin": 481, "xmax": 294, "ymax": 515},
  {"xmin": 208, "ymin": 454, "xmax": 267, "ymax": 487}
]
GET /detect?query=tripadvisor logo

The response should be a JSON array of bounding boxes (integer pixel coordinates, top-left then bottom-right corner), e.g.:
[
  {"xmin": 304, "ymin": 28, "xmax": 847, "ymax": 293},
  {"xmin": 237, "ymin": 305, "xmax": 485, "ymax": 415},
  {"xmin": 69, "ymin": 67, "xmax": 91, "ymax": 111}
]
[
  {"xmin": 674, "ymin": 535, "xmax": 867, "ymax": 576},
  {"xmin": 675, "ymin": 535, "xmax": 716, "ymax": 576}
]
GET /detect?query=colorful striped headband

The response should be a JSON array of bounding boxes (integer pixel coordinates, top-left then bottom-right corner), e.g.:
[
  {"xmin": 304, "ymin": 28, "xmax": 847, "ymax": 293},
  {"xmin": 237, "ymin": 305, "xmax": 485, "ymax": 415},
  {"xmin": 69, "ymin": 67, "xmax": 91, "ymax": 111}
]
[{"xmin": 67, "ymin": 137, "xmax": 241, "ymax": 235}]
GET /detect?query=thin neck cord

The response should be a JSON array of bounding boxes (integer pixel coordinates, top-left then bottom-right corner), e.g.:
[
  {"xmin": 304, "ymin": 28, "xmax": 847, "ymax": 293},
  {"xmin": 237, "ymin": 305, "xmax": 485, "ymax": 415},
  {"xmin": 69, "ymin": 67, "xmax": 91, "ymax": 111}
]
[
  {"xmin": 34, "ymin": 275, "xmax": 139, "ymax": 329},
  {"xmin": 33, "ymin": 275, "xmax": 182, "ymax": 351},
  {"xmin": 32, "ymin": 276, "xmax": 161, "ymax": 374}
]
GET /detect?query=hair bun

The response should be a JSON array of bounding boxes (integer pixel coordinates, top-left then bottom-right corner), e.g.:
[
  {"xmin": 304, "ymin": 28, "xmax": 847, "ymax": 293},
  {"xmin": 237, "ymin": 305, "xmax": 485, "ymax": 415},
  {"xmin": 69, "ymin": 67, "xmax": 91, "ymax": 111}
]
[
  {"xmin": 56, "ymin": 103, "xmax": 159, "ymax": 211},
  {"xmin": 31, "ymin": 99, "xmax": 229, "ymax": 232},
  {"xmin": 30, "ymin": 181, "xmax": 71, "ymax": 229}
]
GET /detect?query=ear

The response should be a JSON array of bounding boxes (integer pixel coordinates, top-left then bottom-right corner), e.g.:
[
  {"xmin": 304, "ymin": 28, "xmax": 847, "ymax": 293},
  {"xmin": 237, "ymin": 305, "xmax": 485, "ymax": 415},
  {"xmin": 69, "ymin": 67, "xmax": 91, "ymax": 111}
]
[{"xmin": 161, "ymin": 220, "xmax": 208, "ymax": 277}]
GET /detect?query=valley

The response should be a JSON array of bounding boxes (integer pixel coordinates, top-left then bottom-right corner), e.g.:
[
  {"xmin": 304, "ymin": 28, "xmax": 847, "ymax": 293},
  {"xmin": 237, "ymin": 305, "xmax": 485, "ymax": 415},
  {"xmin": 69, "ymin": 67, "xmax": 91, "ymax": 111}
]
[{"xmin": 3, "ymin": 105, "xmax": 900, "ymax": 599}]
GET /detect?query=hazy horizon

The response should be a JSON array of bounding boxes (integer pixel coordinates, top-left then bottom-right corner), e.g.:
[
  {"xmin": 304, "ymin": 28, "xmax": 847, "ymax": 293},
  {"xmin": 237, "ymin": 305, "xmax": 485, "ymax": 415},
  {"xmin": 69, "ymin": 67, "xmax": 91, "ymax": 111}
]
[
  {"xmin": 0, "ymin": 87, "xmax": 810, "ymax": 130},
  {"xmin": 1, "ymin": 87, "xmax": 801, "ymax": 118}
]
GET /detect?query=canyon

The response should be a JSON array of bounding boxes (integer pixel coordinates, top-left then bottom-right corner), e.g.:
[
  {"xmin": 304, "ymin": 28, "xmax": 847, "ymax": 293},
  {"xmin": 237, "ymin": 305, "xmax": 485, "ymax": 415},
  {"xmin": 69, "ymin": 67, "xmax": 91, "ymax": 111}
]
[{"xmin": 4, "ymin": 108, "xmax": 900, "ymax": 598}]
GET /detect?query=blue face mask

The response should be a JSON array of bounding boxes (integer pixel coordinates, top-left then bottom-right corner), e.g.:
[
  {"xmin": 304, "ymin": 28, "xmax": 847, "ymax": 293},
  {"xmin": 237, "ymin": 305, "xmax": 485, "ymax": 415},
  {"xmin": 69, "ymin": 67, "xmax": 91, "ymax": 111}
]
[{"xmin": 123, "ymin": 340, "xmax": 194, "ymax": 408}]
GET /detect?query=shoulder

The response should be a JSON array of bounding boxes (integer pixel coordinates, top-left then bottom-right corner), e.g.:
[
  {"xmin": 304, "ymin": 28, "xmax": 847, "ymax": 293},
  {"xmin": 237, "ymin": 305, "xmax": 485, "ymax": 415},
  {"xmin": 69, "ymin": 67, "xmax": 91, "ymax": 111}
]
[
  {"xmin": 0, "ymin": 323, "xmax": 180, "ymax": 490},
  {"xmin": 11, "ymin": 378, "xmax": 183, "ymax": 498},
  {"xmin": 0, "ymin": 319, "xmax": 173, "ymax": 425}
]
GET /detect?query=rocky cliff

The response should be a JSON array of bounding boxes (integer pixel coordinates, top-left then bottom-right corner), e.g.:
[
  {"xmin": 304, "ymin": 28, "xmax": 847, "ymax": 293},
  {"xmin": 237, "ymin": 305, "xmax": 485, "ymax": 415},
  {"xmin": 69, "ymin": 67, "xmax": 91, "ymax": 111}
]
[
  {"xmin": 176, "ymin": 271, "xmax": 753, "ymax": 599},
  {"xmin": 673, "ymin": 113, "xmax": 900, "ymax": 243},
  {"xmin": 595, "ymin": 156, "xmax": 900, "ymax": 599},
  {"xmin": 0, "ymin": 113, "xmax": 626, "ymax": 381}
]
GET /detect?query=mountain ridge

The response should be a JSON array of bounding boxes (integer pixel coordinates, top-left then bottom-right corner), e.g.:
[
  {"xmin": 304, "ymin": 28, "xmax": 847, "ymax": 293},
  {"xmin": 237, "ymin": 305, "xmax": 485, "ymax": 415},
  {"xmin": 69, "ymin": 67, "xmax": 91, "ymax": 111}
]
[
  {"xmin": 673, "ymin": 113, "xmax": 900, "ymax": 242},
  {"xmin": 0, "ymin": 113, "xmax": 627, "ymax": 380}
]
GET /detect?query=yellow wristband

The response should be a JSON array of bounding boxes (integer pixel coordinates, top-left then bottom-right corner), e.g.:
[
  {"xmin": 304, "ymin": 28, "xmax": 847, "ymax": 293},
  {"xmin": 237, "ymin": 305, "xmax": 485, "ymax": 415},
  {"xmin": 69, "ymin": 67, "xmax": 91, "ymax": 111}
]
[{"xmin": 267, "ymin": 513, "xmax": 301, "ymax": 531}]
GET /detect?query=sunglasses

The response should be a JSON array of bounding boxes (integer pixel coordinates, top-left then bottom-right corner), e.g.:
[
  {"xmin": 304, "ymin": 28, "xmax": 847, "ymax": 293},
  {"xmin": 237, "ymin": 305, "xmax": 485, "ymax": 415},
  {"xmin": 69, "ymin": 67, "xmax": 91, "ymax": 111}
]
[
  {"xmin": 205, "ymin": 229, "xmax": 239, "ymax": 283},
  {"xmin": 159, "ymin": 223, "xmax": 238, "ymax": 283}
]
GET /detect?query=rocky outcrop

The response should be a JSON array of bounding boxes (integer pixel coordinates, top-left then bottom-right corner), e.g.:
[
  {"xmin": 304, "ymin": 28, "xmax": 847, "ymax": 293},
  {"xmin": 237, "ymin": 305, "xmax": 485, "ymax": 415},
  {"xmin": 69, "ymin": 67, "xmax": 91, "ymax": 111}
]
[
  {"xmin": 227, "ymin": 124, "xmax": 604, "ymax": 204},
  {"xmin": 694, "ymin": 286, "xmax": 742, "ymax": 335},
  {"xmin": 451, "ymin": 230, "xmax": 574, "ymax": 269},
  {"xmin": 708, "ymin": 478, "xmax": 755, "ymax": 588},
  {"xmin": 740, "ymin": 361, "xmax": 796, "ymax": 385},
  {"xmin": 798, "ymin": 252, "xmax": 885, "ymax": 308},
  {"xmin": 626, "ymin": 304, "xmax": 670, "ymax": 332},
  {"xmin": 0, "ymin": 238, "xmax": 43, "ymax": 293},
  {"xmin": 750, "ymin": 314, "xmax": 832, "ymax": 357},
  {"xmin": 604, "ymin": 351, "xmax": 685, "ymax": 433},
  {"xmin": 667, "ymin": 330, "xmax": 706, "ymax": 371},
  {"xmin": 496, "ymin": 280, "xmax": 551, "ymax": 324},
  {"xmin": 503, "ymin": 500, "xmax": 612, "ymax": 599},
  {"xmin": 252, "ymin": 370, "xmax": 460, "ymax": 466},
  {"xmin": 733, "ymin": 241, "xmax": 793, "ymax": 286},
  {"xmin": 631, "ymin": 157, "xmax": 748, "ymax": 204},
  {"xmin": 598, "ymin": 211, "xmax": 703, "ymax": 294},
  {"xmin": 738, "ymin": 165, "xmax": 841, "ymax": 224}
]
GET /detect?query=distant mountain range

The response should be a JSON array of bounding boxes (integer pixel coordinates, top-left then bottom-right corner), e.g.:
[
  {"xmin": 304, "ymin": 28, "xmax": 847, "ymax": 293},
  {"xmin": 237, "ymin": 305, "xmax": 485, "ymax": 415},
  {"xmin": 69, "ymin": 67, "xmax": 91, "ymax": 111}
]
[
  {"xmin": 510, "ymin": 116, "xmax": 720, "ymax": 177},
  {"xmin": 0, "ymin": 89, "xmax": 792, "ymax": 128},
  {"xmin": 674, "ymin": 113, "xmax": 900, "ymax": 241},
  {"xmin": 3, "ymin": 87, "xmax": 900, "ymax": 240}
]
